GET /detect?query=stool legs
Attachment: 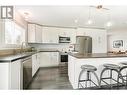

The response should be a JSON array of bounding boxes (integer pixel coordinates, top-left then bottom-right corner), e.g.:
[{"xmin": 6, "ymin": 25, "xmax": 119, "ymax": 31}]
[
  {"xmin": 100, "ymin": 68, "xmax": 124, "ymax": 88},
  {"xmin": 92, "ymin": 71, "xmax": 100, "ymax": 88},
  {"xmin": 119, "ymin": 67, "xmax": 127, "ymax": 86},
  {"xmin": 78, "ymin": 70, "xmax": 99, "ymax": 89},
  {"xmin": 78, "ymin": 70, "xmax": 85, "ymax": 88}
]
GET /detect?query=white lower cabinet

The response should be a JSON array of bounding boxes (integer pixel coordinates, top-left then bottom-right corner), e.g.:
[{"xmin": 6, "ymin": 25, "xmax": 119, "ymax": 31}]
[
  {"xmin": 40, "ymin": 52, "xmax": 59, "ymax": 67},
  {"xmin": 0, "ymin": 60, "xmax": 22, "ymax": 90},
  {"xmin": 32, "ymin": 53, "xmax": 40, "ymax": 77},
  {"xmin": 9, "ymin": 60, "xmax": 21, "ymax": 89}
]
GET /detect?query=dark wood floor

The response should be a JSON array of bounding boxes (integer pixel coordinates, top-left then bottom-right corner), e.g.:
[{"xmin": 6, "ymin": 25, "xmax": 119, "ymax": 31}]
[
  {"xmin": 28, "ymin": 67, "xmax": 127, "ymax": 90},
  {"xmin": 28, "ymin": 67, "xmax": 73, "ymax": 90}
]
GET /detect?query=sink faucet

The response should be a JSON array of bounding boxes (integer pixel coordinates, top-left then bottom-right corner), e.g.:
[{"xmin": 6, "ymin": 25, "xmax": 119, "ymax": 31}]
[{"xmin": 20, "ymin": 42, "xmax": 28, "ymax": 53}]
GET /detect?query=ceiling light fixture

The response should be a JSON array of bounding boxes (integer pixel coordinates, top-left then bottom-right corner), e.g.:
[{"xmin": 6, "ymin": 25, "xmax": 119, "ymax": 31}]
[
  {"xmin": 74, "ymin": 19, "xmax": 78, "ymax": 23},
  {"xmin": 106, "ymin": 11, "xmax": 113, "ymax": 27},
  {"xmin": 23, "ymin": 12, "xmax": 30, "ymax": 21},
  {"xmin": 87, "ymin": 6, "xmax": 93, "ymax": 25},
  {"xmin": 106, "ymin": 21, "xmax": 112, "ymax": 27},
  {"xmin": 87, "ymin": 19, "xmax": 93, "ymax": 24}
]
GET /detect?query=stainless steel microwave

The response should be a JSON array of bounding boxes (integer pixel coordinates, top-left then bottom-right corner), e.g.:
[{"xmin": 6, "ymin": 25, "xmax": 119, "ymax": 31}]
[{"xmin": 59, "ymin": 36, "xmax": 70, "ymax": 43}]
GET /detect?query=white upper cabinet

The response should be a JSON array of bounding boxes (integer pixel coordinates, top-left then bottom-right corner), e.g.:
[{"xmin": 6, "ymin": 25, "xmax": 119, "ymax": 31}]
[
  {"xmin": 76, "ymin": 28, "xmax": 107, "ymax": 53},
  {"xmin": 35, "ymin": 25, "xmax": 42, "ymax": 43},
  {"xmin": 28, "ymin": 24, "xmax": 42, "ymax": 43},
  {"xmin": 42, "ymin": 27, "xmax": 59, "ymax": 43}
]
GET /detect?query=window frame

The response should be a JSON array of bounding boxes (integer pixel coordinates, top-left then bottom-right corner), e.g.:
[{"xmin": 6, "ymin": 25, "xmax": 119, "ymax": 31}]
[{"xmin": 0, "ymin": 19, "xmax": 26, "ymax": 49}]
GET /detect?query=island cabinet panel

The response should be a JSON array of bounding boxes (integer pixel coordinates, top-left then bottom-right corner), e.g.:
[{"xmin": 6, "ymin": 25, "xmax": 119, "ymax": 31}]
[
  {"xmin": 68, "ymin": 55, "xmax": 76, "ymax": 85},
  {"xmin": 68, "ymin": 55, "xmax": 127, "ymax": 89}
]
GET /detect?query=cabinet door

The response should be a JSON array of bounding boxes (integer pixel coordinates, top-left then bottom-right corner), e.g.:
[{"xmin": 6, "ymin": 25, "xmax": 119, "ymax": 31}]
[
  {"xmin": 9, "ymin": 60, "xmax": 21, "ymax": 89},
  {"xmin": 69, "ymin": 29, "xmax": 76, "ymax": 44},
  {"xmin": 35, "ymin": 25, "xmax": 42, "ymax": 43},
  {"xmin": 28, "ymin": 24, "xmax": 36, "ymax": 43},
  {"xmin": 42, "ymin": 27, "xmax": 59, "ymax": 43},
  {"xmin": 85, "ymin": 29, "xmax": 107, "ymax": 53},
  {"xmin": 32, "ymin": 54, "xmax": 37, "ymax": 77},
  {"xmin": 51, "ymin": 52, "xmax": 59, "ymax": 66},
  {"xmin": 40, "ymin": 52, "xmax": 51, "ymax": 67},
  {"xmin": 42, "ymin": 27, "xmax": 51, "ymax": 43},
  {"xmin": 37, "ymin": 53, "xmax": 40, "ymax": 69}
]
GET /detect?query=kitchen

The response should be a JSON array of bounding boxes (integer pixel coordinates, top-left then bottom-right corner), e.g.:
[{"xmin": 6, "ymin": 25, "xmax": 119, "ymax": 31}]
[{"xmin": 0, "ymin": 5, "xmax": 127, "ymax": 90}]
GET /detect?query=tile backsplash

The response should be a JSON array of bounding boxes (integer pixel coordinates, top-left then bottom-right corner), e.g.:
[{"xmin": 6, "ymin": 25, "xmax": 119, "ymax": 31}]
[{"xmin": 28, "ymin": 43, "xmax": 74, "ymax": 52}]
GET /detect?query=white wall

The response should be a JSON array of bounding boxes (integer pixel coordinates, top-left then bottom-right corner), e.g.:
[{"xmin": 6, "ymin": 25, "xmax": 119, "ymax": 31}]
[{"xmin": 107, "ymin": 28, "xmax": 127, "ymax": 52}]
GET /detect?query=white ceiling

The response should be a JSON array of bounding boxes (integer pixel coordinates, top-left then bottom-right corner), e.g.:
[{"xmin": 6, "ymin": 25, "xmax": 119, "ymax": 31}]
[{"xmin": 15, "ymin": 6, "xmax": 127, "ymax": 29}]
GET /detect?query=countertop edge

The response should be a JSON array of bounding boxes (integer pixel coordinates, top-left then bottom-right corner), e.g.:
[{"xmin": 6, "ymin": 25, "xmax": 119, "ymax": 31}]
[
  {"xmin": 68, "ymin": 53, "xmax": 127, "ymax": 59},
  {"xmin": 0, "ymin": 50, "xmax": 60, "ymax": 63}
]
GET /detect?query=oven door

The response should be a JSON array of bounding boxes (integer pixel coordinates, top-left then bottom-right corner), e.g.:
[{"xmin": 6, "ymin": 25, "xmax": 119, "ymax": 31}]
[{"xmin": 61, "ymin": 55, "xmax": 68, "ymax": 62}]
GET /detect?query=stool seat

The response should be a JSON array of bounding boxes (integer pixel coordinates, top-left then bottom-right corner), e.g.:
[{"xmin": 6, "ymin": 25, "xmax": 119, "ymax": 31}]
[
  {"xmin": 103, "ymin": 64, "xmax": 120, "ymax": 70},
  {"xmin": 81, "ymin": 65, "xmax": 97, "ymax": 71}
]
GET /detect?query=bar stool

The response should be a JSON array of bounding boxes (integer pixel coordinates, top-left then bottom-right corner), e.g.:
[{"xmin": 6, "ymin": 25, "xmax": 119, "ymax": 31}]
[
  {"xmin": 100, "ymin": 64, "xmax": 124, "ymax": 88},
  {"xmin": 78, "ymin": 65, "xmax": 100, "ymax": 89},
  {"xmin": 119, "ymin": 62, "xmax": 127, "ymax": 86}
]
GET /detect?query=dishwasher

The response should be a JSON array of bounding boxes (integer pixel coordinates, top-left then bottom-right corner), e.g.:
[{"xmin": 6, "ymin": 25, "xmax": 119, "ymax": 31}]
[{"xmin": 22, "ymin": 56, "xmax": 32, "ymax": 89}]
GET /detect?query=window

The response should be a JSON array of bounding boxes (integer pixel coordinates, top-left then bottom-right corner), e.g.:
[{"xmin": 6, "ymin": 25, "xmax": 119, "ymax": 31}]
[{"xmin": 5, "ymin": 20, "xmax": 25, "ymax": 45}]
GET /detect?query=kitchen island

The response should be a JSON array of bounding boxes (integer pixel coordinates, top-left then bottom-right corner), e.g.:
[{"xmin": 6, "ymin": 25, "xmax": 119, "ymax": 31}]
[{"xmin": 68, "ymin": 53, "xmax": 127, "ymax": 89}]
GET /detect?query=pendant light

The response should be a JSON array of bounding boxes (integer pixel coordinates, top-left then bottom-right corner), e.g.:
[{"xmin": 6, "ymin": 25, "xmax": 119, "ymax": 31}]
[
  {"xmin": 106, "ymin": 11, "xmax": 113, "ymax": 27},
  {"xmin": 87, "ymin": 6, "xmax": 93, "ymax": 25}
]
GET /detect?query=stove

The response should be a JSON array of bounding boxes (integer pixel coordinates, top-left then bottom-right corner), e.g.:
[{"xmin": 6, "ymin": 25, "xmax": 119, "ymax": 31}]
[{"xmin": 59, "ymin": 52, "xmax": 68, "ymax": 74}]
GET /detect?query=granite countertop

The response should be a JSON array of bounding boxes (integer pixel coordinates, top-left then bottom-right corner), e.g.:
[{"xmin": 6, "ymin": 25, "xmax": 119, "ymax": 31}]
[
  {"xmin": 68, "ymin": 52, "xmax": 127, "ymax": 59},
  {"xmin": 0, "ymin": 52, "xmax": 37, "ymax": 63},
  {"xmin": 0, "ymin": 49, "xmax": 60, "ymax": 63},
  {"xmin": 39, "ymin": 49, "xmax": 59, "ymax": 52}
]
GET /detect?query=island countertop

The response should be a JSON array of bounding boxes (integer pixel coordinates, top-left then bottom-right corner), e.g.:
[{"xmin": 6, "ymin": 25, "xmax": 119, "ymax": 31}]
[{"xmin": 68, "ymin": 52, "xmax": 127, "ymax": 59}]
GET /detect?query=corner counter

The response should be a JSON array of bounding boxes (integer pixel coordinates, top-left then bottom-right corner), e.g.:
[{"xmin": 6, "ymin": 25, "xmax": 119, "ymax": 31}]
[{"xmin": 68, "ymin": 52, "xmax": 127, "ymax": 89}]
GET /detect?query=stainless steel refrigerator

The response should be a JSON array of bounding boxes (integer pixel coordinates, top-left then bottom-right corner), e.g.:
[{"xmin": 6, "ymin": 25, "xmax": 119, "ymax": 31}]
[{"xmin": 75, "ymin": 36, "xmax": 92, "ymax": 54}]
